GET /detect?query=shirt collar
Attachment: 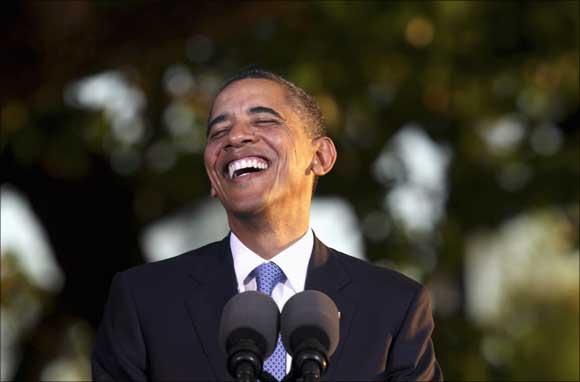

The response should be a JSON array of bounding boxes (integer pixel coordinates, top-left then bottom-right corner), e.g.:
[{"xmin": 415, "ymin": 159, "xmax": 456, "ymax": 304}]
[{"xmin": 230, "ymin": 228, "xmax": 314, "ymax": 293}]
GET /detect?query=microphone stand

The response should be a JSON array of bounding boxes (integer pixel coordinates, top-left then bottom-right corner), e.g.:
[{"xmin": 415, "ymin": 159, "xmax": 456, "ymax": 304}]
[
  {"xmin": 297, "ymin": 358, "xmax": 321, "ymax": 382},
  {"xmin": 230, "ymin": 350, "xmax": 260, "ymax": 382},
  {"xmin": 228, "ymin": 340, "xmax": 273, "ymax": 382},
  {"xmin": 282, "ymin": 342, "xmax": 328, "ymax": 382}
]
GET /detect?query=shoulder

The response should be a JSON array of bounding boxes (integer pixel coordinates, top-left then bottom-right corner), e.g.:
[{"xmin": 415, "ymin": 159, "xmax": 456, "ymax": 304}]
[
  {"xmin": 330, "ymin": 247, "xmax": 423, "ymax": 289},
  {"xmin": 117, "ymin": 238, "xmax": 226, "ymax": 288},
  {"xmin": 329, "ymin": 246, "xmax": 425, "ymax": 303},
  {"xmin": 325, "ymin": 246, "xmax": 434, "ymax": 335}
]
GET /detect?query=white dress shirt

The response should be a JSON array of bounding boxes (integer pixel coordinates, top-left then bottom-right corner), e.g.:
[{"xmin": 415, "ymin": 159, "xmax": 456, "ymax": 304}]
[{"xmin": 230, "ymin": 228, "xmax": 314, "ymax": 373}]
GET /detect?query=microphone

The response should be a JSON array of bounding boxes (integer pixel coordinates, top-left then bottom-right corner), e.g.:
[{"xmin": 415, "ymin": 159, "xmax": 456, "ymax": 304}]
[
  {"xmin": 218, "ymin": 291, "xmax": 280, "ymax": 382},
  {"xmin": 280, "ymin": 290, "xmax": 340, "ymax": 382}
]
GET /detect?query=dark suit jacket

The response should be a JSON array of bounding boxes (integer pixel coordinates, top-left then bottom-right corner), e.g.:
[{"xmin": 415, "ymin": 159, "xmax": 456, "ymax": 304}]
[{"xmin": 92, "ymin": 235, "xmax": 442, "ymax": 381}]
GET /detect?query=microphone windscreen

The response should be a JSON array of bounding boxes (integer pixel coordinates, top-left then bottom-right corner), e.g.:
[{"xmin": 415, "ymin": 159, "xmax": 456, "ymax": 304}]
[
  {"xmin": 280, "ymin": 290, "xmax": 339, "ymax": 357},
  {"xmin": 218, "ymin": 291, "xmax": 280, "ymax": 358}
]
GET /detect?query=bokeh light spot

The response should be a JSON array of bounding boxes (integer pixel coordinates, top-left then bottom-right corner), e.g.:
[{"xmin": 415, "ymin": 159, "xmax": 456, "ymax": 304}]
[{"xmin": 405, "ymin": 17, "xmax": 435, "ymax": 48}]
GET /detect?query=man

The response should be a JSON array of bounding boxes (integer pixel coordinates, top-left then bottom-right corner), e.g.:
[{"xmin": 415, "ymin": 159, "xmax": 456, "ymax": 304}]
[{"xmin": 92, "ymin": 69, "xmax": 442, "ymax": 381}]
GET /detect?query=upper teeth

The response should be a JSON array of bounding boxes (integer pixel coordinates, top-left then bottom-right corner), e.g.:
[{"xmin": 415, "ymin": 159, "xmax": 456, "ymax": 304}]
[{"xmin": 228, "ymin": 158, "xmax": 268, "ymax": 179}]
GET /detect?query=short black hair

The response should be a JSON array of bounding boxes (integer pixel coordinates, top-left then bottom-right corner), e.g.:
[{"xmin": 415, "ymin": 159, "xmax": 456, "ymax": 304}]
[{"xmin": 208, "ymin": 68, "xmax": 326, "ymax": 138}]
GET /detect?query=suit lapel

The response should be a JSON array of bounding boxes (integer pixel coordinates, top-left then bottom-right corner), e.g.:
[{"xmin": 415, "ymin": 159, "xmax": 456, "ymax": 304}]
[
  {"xmin": 305, "ymin": 236, "xmax": 357, "ymax": 381},
  {"xmin": 184, "ymin": 236, "xmax": 237, "ymax": 380}
]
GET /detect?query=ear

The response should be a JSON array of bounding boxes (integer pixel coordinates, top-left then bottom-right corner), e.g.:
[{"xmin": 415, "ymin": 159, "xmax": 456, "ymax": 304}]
[
  {"xmin": 311, "ymin": 137, "xmax": 337, "ymax": 176},
  {"xmin": 210, "ymin": 186, "xmax": 217, "ymax": 197}
]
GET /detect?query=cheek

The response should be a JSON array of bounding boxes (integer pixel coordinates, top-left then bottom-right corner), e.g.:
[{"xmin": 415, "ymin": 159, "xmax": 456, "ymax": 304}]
[
  {"xmin": 203, "ymin": 147, "xmax": 218, "ymax": 171},
  {"xmin": 267, "ymin": 132, "xmax": 294, "ymax": 157}
]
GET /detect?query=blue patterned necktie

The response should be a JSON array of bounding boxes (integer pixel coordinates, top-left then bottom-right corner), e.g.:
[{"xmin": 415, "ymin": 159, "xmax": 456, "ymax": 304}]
[{"xmin": 254, "ymin": 262, "xmax": 286, "ymax": 381}]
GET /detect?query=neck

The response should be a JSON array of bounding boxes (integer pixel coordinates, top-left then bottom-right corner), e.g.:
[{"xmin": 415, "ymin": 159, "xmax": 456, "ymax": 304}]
[{"xmin": 228, "ymin": 209, "xmax": 310, "ymax": 260}]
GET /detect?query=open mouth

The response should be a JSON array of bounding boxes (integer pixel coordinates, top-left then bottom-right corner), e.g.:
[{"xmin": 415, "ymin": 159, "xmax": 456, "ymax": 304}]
[{"xmin": 224, "ymin": 156, "xmax": 270, "ymax": 180}]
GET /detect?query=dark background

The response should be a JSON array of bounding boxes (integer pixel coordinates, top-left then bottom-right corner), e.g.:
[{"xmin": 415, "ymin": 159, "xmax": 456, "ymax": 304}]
[{"xmin": 1, "ymin": 1, "xmax": 578, "ymax": 380}]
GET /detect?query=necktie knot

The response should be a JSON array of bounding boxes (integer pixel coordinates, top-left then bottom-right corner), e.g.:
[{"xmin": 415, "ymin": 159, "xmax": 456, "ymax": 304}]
[{"xmin": 254, "ymin": 262, "xmax": 285, "ymax": 296}]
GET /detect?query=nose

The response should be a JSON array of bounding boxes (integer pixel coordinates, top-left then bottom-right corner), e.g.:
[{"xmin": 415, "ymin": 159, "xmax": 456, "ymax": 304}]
[{"xmin": 225, "ymin": 121, "xmax": 257, "ymax": 149}]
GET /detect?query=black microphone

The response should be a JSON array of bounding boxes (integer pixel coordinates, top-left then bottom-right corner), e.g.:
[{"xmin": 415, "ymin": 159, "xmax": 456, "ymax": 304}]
[
  {"xmin": 218, "ymin": 291, "xmax": 280, "ymax": 382},
  {"xmin": 280, "ymin": 290, "xmax": 340, "ymax": 382}
]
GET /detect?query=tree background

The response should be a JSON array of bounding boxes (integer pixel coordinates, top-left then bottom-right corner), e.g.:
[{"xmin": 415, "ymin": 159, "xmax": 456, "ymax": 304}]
[{"xmin": 1, "ymin": 1, "xmax": 578, "ymax": 380}]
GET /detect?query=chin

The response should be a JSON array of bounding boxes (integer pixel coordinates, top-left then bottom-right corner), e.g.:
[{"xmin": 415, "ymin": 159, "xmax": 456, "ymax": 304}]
[{"xmin": 222, "ymin": 197, "xmax": 268, "ymax": 219}]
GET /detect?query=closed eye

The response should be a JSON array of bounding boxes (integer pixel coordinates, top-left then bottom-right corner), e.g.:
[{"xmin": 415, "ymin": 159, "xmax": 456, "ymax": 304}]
[
  {"xmin": 254, "ymin": 119, "xmax": 279, "ymax": 126},
  {"xmin": 209, "ymin": 128, "xmax": 228, "ymax": 139}
]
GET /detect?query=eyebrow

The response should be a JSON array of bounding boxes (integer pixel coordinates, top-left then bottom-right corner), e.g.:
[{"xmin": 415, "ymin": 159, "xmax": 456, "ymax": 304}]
[
  {"xmin": 248, "ymin": 106, "xmax": 284, "ymax": 120},
  {"xmin": 207, "ymin": 114, "xmax": 228, "ymax": 135},
  {"xmin": 207, "ymin": 106, "xmax": 285, "ymax": 136}
]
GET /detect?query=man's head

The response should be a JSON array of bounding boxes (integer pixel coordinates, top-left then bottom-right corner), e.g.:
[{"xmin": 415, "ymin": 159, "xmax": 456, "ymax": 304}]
[
  {"xmin": 203, "ymin": 69, "xmax": 336, "ymax": 219},
  {"xmin": 208, "ymin": 69, "xmax": 326, "ymax": 139}
]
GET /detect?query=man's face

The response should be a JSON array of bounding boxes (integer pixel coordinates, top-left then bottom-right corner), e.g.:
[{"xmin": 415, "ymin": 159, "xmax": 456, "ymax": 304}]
[{"xmin": 204, "ymin": 78, "xmax": 316, "ymax": 217}]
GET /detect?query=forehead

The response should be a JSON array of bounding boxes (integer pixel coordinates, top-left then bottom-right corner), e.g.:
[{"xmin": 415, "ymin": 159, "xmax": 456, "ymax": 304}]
[{"xmin": 210, "ymin": 78, "xmax": 292, "ymax": 117}]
